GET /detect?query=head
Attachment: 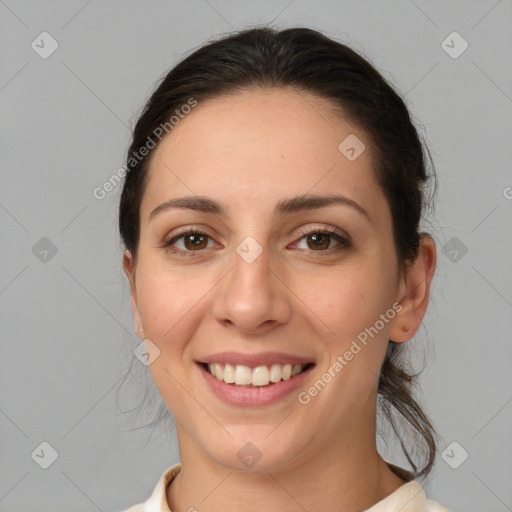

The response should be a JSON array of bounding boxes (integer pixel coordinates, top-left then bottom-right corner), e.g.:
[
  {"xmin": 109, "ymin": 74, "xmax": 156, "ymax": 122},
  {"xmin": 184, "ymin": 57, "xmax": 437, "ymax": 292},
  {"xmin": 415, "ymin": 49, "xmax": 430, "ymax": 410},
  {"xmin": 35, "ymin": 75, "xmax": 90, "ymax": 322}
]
[{"xmin": 119, "ymin": 27, "xmax": 438, "ymax": 477}]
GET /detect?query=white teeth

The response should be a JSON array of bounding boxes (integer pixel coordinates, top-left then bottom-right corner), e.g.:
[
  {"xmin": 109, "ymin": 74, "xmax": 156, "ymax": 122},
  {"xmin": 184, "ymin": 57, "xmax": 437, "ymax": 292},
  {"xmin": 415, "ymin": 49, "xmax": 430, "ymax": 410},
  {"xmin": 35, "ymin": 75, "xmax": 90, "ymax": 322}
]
[
  {"xmin": 251, "ymin": 366, "xmax": 270, "ymax": 386},
  {"xmin": 234, "ymin": 365, "xmax": 252, "ymax": 385},
  {"xmin": 292, "ymin": 364, "xmax": 302, "ymax": 377},
  {"xmin": 213, "ymin": 363, "xmax": 223, "ymax": 380},
  {"xmin": 269, "ymin": 364, "xmax": 282, "ymax": 382},
  {"xmin": 207, "ymin": 362, "xmax": 306, "ymax": 386},
  {"xmin": 223, "ymin": 363, "xmax": 235, "ymax": 383}
]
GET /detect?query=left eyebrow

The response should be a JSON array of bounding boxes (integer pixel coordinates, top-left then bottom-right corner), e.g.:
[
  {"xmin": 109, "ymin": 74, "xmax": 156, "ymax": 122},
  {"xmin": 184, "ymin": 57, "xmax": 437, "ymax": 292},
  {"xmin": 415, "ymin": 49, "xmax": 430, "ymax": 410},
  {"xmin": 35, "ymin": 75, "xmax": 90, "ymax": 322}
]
[
  {"xmin": 149, "ymin": 194, "xmax": 371, "ymax": 224},
  {"xmin": 274, "ymin": 194, "xmax": 371, "ymax": 223}
]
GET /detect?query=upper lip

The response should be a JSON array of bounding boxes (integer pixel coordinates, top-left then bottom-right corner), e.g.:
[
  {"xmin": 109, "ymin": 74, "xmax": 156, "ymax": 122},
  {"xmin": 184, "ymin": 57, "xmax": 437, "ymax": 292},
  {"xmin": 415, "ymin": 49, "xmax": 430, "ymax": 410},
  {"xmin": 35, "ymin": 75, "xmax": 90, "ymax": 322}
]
[{"xmin": 198, "ymin": 351, "xmax": 315, "ymax": 367}]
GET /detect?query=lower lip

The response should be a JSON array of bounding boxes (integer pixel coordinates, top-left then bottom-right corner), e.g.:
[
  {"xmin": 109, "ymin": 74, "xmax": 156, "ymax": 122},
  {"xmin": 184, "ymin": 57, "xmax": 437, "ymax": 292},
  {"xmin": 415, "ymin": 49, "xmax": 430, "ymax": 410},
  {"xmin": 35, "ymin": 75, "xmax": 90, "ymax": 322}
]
[{"xmin": 198, "ymin": 363, "xmax": 314, "ymax": 407}]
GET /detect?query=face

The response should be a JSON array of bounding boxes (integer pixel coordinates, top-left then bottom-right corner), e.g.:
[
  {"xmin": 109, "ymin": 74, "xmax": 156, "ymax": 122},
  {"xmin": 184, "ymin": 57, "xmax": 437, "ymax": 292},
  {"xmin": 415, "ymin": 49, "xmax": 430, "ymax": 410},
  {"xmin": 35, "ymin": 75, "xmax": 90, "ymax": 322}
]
[{"xmin": 124, "ymin": 87, "xmax": 414, "ymax": 473}]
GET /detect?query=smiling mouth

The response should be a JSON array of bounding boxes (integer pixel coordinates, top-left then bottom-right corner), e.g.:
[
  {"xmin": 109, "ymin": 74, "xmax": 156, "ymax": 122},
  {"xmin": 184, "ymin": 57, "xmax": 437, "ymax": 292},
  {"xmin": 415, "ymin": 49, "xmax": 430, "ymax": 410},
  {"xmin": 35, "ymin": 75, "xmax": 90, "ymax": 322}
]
[{"xmin": 200, "ymin": 362, "xmax": 315, "ymax": 387}]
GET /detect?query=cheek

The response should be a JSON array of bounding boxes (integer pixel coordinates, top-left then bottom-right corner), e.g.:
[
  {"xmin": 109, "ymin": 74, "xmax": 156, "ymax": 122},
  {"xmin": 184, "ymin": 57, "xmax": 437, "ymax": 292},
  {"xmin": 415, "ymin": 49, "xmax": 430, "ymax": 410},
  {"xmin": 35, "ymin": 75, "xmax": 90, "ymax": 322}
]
[
  {"xmin": 290, "ymin": 259, "xmax": 396, "ymax": 400},
  {"xmin": 135, "ymin": 262, "xmax": 219, "ymax": 356},
  {"xmin": 134, "ymin": 267, "xmax": 212, "ymax": 414},
  {"xmin": 291, "ymin": 259, "xmax": 396, "ymax": 342},
  {"xmin": 300, "ymin": 270, "xmax": 395, "ymax": 413}
]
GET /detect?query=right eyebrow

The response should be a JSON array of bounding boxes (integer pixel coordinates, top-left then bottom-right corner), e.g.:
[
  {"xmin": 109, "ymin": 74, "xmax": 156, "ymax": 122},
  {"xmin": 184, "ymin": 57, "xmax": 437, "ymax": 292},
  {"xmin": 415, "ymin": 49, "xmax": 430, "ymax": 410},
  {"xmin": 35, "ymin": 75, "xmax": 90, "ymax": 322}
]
[{"xmin": 149, "ymin": 196, "xmax": 223, "ymax": 219}]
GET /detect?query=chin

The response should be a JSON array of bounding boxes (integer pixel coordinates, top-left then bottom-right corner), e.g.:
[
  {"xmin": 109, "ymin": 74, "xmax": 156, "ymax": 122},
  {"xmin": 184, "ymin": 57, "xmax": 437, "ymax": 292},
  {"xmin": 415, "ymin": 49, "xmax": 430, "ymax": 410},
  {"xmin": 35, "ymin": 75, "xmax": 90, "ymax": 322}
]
[{"xmin": 203, "ymin": 431, "xmax": 304, "ymax": 474}]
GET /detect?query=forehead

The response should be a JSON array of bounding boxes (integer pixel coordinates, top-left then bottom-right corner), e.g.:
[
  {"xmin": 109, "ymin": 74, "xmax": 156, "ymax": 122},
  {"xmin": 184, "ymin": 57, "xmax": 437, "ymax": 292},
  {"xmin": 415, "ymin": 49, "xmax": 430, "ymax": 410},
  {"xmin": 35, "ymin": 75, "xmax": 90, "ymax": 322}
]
[{"xmin": 141, "ymin": 87, "xmax": 387, "ymax": 224}]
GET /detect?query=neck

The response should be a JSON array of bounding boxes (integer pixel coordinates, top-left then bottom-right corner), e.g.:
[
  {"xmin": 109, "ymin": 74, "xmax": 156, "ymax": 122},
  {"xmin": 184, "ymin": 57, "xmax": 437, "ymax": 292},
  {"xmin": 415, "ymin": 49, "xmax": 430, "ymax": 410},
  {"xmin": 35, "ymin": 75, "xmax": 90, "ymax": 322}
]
[{"xmin": 167, "ymin": 414, "xmax": 408, "ymax": 512}]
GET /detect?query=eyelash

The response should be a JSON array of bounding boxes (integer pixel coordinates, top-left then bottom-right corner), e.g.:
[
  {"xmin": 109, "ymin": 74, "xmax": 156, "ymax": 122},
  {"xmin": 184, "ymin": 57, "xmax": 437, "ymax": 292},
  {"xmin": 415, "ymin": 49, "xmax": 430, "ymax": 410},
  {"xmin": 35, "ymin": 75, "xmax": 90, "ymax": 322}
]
[{"xmin": 161, "ymin": 226, "xmax": 351, "ymax": 257}]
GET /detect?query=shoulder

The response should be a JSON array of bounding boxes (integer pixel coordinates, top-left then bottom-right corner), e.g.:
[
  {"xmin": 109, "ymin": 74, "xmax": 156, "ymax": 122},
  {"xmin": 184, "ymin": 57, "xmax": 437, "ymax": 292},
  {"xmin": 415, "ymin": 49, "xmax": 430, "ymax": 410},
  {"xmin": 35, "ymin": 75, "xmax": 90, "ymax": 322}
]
[
  {"xmin": 121, "ymin": 505, "xmax": 143, "ymax": 512},
  {"xmin": 119, "ymin": 464, "xmax": 181, "ymax": 512},
  {"xmin": 365, "ymin": 480, "xmax": 450, "ymax": 512},
  {"xmin": 425, "ymin": 496, "xmax": 451, "ymax": 512},
  {"xmin": 374, "ymin": 463, "xmax": 450, "ymax": 512}
]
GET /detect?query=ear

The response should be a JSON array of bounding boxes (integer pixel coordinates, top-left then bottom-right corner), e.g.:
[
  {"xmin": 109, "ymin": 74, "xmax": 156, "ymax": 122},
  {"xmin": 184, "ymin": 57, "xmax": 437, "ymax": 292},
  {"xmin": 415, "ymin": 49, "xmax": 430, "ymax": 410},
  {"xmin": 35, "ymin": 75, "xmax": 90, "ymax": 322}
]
[
  {"xmin": 123, "ymin": 250, "xmax": 144, "ymax": 339},
  {"xmin": 389, "ymin": 235, "xmax": 436, "ymax": 343}
]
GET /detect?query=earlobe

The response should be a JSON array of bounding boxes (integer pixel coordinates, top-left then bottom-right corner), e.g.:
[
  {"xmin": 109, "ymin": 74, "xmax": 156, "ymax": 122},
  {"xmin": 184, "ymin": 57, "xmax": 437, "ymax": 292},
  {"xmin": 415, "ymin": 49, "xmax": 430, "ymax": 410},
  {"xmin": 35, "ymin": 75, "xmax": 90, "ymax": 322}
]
[
  {"xmin": 123, "ymin": 250, "xmax": 144, "ymax": 339},
  {"xmin": 122, "ymin": 249, "xmax": 134, "ymax": 283},
  {"xmin": 389, "ymin": 235, "xmax": 436, "ymax": 343}
]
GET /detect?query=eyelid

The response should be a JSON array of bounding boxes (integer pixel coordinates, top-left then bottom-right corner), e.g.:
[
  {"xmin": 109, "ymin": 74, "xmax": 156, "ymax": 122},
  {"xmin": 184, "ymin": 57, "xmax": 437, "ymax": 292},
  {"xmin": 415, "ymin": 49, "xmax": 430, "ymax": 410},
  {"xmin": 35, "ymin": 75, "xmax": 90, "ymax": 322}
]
[
  {"xmin": 292, "ymin": 224, "xmax": 349, "ymax": 242},
  {"xmin": 162, "ymin": 223, "xmax": 351, "ymax": 255},
  {"xmin": 163, "ymin": 223, "xmax": 214, "ymax": 238},
  {"xmin": 161, "ymin": 226, "xmax": 218, "ymax": 248},
  {"xmin": 290, "ymin": 225, "xmax": 351, "ymax": 251}
]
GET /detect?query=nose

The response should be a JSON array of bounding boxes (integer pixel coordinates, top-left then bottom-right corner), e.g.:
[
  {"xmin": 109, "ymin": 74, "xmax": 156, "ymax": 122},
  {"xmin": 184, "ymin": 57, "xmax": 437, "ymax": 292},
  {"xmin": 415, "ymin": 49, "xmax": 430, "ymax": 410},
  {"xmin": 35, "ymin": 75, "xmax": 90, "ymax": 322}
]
[{"xmin": 212, "ymin": 241, "xmax": 292, "ymax": 336}]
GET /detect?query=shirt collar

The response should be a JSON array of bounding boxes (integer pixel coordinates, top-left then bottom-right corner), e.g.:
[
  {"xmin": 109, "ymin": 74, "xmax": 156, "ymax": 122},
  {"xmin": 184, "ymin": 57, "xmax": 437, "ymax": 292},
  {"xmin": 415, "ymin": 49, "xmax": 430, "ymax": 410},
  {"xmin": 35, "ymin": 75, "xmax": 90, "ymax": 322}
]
[{"xmin": 142, "ymin": 463, "xmax": 181, "ymax": 512}]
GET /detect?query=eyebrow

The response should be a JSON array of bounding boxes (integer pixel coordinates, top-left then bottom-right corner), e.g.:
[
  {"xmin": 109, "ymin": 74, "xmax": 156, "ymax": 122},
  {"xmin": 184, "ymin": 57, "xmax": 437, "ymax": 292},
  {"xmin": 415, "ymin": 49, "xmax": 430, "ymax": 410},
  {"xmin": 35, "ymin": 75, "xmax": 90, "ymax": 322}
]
[{"xmin": 149, "ymin": 194, "xmax": 371, "ymax": 223}]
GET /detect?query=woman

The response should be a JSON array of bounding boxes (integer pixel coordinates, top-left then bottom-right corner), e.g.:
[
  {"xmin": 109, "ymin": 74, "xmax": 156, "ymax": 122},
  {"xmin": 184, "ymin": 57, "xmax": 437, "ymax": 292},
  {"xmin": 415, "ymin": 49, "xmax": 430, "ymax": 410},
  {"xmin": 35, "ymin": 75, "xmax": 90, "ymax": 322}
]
[{"xmin": 119, "ymin": 26, "xmax": 449, "ymax": 512}]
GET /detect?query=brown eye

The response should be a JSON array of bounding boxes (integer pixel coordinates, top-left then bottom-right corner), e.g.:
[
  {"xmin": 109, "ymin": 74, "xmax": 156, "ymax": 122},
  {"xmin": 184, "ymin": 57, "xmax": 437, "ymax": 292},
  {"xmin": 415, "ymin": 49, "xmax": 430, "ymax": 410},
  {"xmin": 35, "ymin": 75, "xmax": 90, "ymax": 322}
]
[
  {"xmin": 294, "ymin": 227, "xmax": 351, "ymax": 252},
  {"xmin": 163, "ymin": 228, "xmax": 214, "ymax": 255},
  {"xmin": 306, "ymin": 233, "xmax": 332, "ymax": 250},
  {"xmin": 182, "ymin": 233, "xmax": 208, "ymax": 250}
]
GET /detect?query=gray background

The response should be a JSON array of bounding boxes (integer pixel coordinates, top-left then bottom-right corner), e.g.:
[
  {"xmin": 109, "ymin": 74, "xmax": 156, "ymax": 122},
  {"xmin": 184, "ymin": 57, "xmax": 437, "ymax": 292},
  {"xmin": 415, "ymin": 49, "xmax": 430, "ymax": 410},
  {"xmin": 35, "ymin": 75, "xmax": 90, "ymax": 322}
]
[{"xmin": 1, "ymin": 0, "xmax": 511, "ymax": 511}]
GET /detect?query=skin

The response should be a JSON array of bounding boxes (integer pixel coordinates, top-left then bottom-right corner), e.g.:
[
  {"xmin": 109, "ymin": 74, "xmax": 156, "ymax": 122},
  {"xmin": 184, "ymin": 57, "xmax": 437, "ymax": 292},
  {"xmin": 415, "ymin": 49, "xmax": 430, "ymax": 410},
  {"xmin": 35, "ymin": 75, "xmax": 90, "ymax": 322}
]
[{"xmin": 123, "ymin": 87, "xmax": 436, "ymax": 512}]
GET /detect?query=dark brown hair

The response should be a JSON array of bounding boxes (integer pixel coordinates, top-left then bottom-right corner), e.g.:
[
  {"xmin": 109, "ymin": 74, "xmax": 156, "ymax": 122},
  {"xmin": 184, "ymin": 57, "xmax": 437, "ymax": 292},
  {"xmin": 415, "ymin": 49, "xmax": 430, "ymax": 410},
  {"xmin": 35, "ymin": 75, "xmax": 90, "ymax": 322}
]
[{"xmin": 119, "ymin": 26, "xmax": 439, "ymax": 478}]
